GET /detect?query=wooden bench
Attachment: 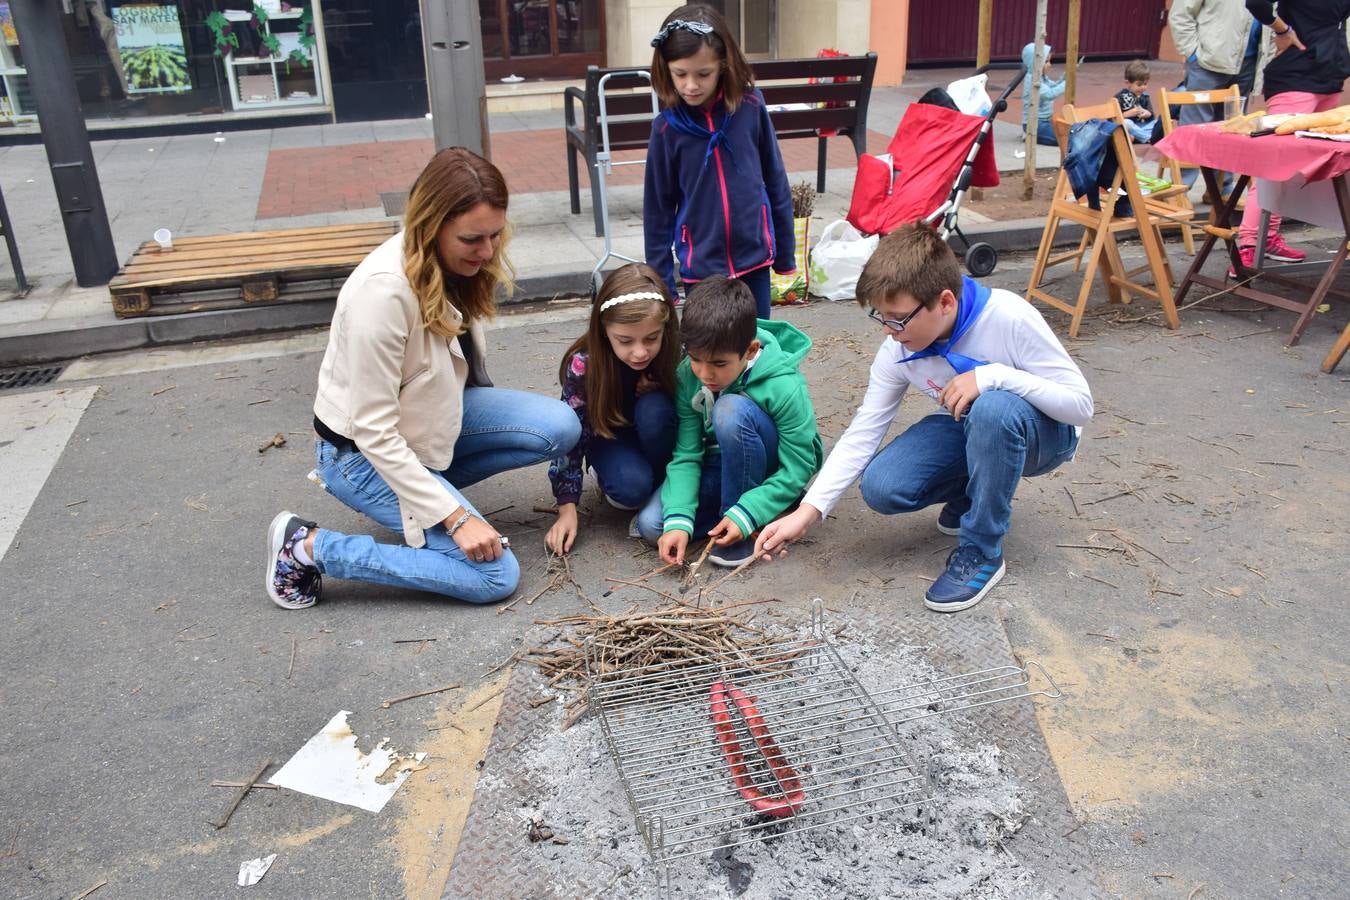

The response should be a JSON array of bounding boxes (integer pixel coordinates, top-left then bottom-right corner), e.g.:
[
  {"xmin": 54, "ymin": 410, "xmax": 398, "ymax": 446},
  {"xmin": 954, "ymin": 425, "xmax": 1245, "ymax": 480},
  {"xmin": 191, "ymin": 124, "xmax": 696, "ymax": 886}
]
[
  {"xmin": 564, "ymin": 53, "xmax": 878, "ymax": 236},
  {"xmin": 108, "ymin": 221, "xmax": 398, "ymax": 318}
]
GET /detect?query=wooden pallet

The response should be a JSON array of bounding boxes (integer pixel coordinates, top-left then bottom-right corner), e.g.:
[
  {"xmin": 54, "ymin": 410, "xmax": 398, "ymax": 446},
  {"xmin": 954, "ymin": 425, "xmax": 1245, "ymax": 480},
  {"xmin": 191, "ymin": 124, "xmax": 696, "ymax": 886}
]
[{"xmin": 108, "ymin": 222, "xmax": 399, "ymax": 318}]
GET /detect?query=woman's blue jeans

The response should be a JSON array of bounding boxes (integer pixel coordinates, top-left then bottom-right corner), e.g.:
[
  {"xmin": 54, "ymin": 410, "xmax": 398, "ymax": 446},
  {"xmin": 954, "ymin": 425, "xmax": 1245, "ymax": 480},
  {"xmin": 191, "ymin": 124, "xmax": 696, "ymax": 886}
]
[
  {"xmin": 587, "ymin": 392, "xmax": 677, "ymax": 509},
  {"xmin": 857, "ymin": 390, "xmax": 1077, "ymax": 559},
  {"xmin": 311, "ymin": 387, "xmax": 580, "ymax": 603},
  {"xmin": 635, "ymin": 393, "xmax": 779, "ymax": 543}
]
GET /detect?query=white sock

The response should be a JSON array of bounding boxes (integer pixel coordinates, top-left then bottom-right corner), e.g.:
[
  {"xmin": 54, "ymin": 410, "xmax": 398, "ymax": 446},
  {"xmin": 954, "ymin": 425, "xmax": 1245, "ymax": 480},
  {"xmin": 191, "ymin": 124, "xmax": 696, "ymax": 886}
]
[{"xmin": 292, "ymin": 529, "xmax": 315, "ymax": 567}]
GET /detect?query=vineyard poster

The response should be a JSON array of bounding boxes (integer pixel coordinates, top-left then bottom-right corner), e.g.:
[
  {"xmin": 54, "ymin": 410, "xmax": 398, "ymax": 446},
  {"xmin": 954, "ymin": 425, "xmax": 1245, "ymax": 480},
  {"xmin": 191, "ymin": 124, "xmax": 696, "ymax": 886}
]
[{"xmin": 112, "ymin": 4, "xmax": 191, "ymax": 94}]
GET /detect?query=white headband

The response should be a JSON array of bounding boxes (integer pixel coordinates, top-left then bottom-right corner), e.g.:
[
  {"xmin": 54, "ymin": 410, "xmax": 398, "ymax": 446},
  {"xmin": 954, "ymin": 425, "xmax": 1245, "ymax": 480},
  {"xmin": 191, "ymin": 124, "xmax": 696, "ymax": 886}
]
[{"xmin": 599, "ymin": 290, "xmax": 665, "ymax": 313}]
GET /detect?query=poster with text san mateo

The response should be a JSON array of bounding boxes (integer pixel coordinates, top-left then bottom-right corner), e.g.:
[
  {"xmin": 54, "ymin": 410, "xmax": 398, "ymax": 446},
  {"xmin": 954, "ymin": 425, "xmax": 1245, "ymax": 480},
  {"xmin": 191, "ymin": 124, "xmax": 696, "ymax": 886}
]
[{"xmin": 112, "ymin": 3, "xmax": 190, "ymax": 94}]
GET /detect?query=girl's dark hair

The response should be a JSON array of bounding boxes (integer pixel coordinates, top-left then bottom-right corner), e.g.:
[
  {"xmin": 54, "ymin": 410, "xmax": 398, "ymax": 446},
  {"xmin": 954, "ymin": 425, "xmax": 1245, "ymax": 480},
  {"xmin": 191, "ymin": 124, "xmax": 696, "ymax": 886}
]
[
  {"xmin": 558, "ymin": 264, "xmax": 679, "ymax": 439},
  {"xmin": 680, "ymin": 276, "xmax": 757, "ymax": 356},
  {"xmin": 650, "ymin": 4, "xmax": 753, "ymax": 113}
]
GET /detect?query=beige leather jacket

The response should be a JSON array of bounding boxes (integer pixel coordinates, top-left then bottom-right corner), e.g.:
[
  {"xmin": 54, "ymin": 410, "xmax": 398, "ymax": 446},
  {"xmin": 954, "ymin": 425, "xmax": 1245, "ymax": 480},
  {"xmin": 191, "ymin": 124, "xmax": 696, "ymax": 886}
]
[
  {"xmin": 1170, "ymin": 0, "xmax": 1272, "ymax": 90},
  {"xmin": 313, "ymin": 231, "xmax": 489, "ymax": 548}
]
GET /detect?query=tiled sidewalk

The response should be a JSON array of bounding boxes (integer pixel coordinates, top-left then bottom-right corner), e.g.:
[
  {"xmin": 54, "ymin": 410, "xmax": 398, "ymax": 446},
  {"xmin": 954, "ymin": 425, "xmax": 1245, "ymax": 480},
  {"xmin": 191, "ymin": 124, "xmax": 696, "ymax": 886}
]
[{"xmin": 257, "ymin": 128, "xmax": 891, "ymax": 219}]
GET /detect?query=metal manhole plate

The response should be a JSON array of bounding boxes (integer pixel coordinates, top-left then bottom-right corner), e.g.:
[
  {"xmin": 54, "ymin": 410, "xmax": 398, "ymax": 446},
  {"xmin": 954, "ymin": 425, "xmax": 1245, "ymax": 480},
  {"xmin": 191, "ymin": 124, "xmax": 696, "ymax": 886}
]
[
  {"xmin": 0, "ymin": 365, "xmax": 64, "ymax": 391},
  {"xmin": 444, "ymin": 609, "xmax": 1106, "ymax": 898}
]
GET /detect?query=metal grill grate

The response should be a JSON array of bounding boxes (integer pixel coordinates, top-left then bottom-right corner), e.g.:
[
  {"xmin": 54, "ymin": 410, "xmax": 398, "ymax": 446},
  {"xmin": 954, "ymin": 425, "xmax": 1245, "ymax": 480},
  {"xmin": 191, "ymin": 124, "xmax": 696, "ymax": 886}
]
[
  {"xmin": 587, "ymin": 602, "xmax": 1061, "ymax": 884},
  {"xmin": 0, "ymin": 365, "xmax": 64, "ymax": 391}
]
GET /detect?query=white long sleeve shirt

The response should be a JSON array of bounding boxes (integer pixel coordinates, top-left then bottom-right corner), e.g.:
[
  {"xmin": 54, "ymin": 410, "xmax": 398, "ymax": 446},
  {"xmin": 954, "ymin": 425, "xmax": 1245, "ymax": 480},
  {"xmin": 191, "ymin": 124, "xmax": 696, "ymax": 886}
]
[{"xmin": 802, "ymin": 288, "xmax": 1093, "ymax": 516}]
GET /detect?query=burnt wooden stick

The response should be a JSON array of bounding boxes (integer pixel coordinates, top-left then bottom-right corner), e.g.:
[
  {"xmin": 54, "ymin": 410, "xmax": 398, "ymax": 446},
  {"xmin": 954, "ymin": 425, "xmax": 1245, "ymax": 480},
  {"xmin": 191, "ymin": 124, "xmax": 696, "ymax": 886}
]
[{"xmin": 210, "ymin": 758, "xmax": 271, "ymax": 829}]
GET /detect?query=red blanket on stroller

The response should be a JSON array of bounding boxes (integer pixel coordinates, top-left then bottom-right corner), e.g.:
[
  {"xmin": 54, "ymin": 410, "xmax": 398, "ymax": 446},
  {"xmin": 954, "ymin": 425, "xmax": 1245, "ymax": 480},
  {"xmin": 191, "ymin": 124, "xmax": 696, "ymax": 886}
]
[{"xmin": 847, "ymin": 102, "xmax": 1000, "ymax": 236}]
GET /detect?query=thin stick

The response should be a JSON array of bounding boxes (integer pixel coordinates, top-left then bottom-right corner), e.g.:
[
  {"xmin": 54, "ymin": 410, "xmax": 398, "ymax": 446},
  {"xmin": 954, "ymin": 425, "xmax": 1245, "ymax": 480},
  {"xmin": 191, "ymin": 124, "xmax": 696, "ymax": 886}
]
[
  {"xmin": 286, "ymin": 638, "xmax": 296, "ymax": 680},
  {"xmin": 2, "ymin": 824, "xmax": 18, "ymax": 858},
  {"xmin": 72, "ymin": 881, "xmax": 108, "ymax": 900},
  {"xmin": 210, "ymin": 759, "xmax": 270, "ymax": 829},
  {"xmin": 635, "ymin": 562, "xmax": 675, "ymax": 582},
  {"xmin": 604, "ymin": 577, "xmax": 682, "ymax": 604},
  {"xmin": 393, "ymin": 637, "xmax": 439, "ymax": 643},
  {"xmin": 1187, "ymin": 885, "xmax": 1207, "ymax": 900},
  {"xmin": 685, "ymin": 539, "xmax": 715, "ymax": 583},
  {"xmin": 704, "ymin": 555, "xmax": 758, "ymax": 594},
  {"xmin": 1079, "ymin": 572, "xmax": 1120, "ymax": 589},
  {"xmin": 210, "ymin": 781, "xmax": 278, "ymax": 789},
  {"xmin": 464, "ymin": 686, "xmax": 506, "ymax": 714},
  {"xmin": 1064, "ymin": 486, "xmax": 1081, "ymax": 517},
  {"xmin": 1056, "ymin": 544, "xmax": 1126, "ymax": 553},
  {"xmin": 382, "ymin": 683, "xmax": 462, "ymax": 709},
  {"xmin": 1086, "ymin": 632, "xmax": 1117, "ymax": 642}
]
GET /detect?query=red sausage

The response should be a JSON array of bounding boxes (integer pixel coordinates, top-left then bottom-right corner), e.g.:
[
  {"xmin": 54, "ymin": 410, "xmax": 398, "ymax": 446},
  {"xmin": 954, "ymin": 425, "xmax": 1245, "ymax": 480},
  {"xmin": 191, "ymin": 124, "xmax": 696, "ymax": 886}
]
[{"xmin": 709, "ymin": 680, "xmax": 806, "ymax": 817}]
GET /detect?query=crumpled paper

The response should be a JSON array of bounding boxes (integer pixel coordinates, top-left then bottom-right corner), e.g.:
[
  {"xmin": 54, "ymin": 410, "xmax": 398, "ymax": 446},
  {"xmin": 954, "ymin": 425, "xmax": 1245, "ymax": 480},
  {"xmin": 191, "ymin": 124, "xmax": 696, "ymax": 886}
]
[{"xmin": 237, "ymin": 853, "xmax": 277, "ymax": 886}]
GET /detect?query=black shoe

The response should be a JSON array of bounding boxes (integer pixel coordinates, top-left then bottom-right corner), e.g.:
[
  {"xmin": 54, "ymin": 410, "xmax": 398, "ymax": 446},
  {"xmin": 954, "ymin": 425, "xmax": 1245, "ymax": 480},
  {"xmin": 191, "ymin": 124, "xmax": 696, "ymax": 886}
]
[
  {"xmin": 936, "ymin": 503, "xmax": 963, "ymax": 536},
  {"xmin": 708, "ymin": 540, "xmax": 754, "ymax": 568}
]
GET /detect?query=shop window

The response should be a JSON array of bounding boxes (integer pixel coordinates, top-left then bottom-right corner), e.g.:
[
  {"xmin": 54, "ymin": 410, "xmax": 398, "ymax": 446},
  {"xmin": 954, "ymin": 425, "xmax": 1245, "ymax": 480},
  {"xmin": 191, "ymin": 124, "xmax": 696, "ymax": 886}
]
[{"xmin": 480, "ymin": 0, "xmax": 603, "ymax": 80}]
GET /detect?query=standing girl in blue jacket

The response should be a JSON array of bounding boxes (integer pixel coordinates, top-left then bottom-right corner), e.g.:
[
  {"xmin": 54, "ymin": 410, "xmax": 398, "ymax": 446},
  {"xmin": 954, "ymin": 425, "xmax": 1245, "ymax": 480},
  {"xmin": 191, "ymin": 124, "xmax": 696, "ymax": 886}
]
[{"xmin": 644, "ymin": 4, "xmax": 796, "ymax": 319}]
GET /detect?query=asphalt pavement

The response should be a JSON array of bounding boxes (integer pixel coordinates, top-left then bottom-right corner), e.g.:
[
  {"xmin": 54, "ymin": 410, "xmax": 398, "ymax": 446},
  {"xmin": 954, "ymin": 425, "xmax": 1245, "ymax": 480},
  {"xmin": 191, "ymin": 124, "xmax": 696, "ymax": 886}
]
[{"xmin": 1, "ymin": 239, "xmax": 1347, "ymax": 898}]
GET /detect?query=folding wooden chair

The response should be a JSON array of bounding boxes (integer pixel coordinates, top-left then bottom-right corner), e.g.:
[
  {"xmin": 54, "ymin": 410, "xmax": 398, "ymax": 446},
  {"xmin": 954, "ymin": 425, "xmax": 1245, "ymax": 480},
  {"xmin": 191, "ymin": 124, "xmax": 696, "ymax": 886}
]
[
  {"xmin": 1026, "ymin": 100, "xmax": 1185, "ymax": 337},
  {"xmin": 1156, "ymin": 85, "xmax": 1244, "ymax": 252}
]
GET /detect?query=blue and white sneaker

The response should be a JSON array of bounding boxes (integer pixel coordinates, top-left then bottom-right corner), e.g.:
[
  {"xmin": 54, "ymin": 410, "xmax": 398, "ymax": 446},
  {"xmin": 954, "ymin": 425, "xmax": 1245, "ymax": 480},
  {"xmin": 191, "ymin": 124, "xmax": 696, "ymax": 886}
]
[
  {"xmin": 925, "ymin": 544, "xmax": 1005, "ymax": 613},
  {"xmin": 936, "ymin": 503, "xmax": 963, "ymax": 536}
]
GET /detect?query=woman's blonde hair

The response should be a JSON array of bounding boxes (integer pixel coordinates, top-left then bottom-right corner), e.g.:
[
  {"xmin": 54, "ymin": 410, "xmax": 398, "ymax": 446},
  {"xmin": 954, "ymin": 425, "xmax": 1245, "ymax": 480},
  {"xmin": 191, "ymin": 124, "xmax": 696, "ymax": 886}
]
[
  {"xmin": 402, "ymin": 147, "xmax": 514, "ymax": 337},
  {"xmin": 558, "ymin": 264, "xmax": 678, "ymax": 439}
]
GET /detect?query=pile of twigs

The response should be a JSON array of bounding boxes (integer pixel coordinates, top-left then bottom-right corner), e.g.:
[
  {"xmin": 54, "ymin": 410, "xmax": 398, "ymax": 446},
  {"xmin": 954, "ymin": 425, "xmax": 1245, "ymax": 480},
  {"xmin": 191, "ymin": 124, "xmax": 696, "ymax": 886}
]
[
  {"xmin": 519, "ymin": 599, "xmax": 787, "ymax": 728},
  {"xmin": 498, "ymin": 552, "xmax": 589, "ymax": 615}
]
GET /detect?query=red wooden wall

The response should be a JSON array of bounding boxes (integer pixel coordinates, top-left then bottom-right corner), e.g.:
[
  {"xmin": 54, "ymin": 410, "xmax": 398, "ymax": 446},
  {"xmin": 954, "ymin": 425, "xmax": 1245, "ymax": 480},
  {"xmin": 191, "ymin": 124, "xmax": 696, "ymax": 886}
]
[{"xmin": 907, "ymin": 0, "xmax": 1169, "ymax": 65}]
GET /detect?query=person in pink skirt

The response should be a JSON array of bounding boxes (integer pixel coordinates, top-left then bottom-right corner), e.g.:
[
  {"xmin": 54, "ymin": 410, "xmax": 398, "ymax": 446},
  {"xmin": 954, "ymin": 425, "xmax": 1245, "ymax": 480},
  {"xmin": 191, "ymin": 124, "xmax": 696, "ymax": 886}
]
[{"xmin": 1235, "ymin": 0, "xmax": 1350, "ymax": 274}]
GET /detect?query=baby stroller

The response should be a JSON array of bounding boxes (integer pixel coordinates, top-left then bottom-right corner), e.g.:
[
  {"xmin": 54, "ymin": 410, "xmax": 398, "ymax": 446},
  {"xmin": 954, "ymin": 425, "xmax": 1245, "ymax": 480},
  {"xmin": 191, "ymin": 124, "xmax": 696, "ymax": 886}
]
[{"xmin": 846, "ymin": 63, "xmax": 1026, "ymax": 277}]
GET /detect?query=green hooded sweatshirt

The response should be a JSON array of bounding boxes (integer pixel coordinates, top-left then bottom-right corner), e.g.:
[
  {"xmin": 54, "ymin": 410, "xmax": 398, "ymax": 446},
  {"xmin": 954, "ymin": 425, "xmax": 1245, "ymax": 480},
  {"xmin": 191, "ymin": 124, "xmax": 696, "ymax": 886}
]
[{"xmin": 661, "ymin": 319, "xmax": 823, "ymax": 539}]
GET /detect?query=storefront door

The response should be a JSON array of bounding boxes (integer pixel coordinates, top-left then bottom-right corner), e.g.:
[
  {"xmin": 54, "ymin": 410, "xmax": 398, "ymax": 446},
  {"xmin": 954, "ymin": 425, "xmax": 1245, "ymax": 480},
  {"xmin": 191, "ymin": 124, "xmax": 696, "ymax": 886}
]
[{"xmin": 478, "ymin": 0, "xmax": 603, "ymax": 79}]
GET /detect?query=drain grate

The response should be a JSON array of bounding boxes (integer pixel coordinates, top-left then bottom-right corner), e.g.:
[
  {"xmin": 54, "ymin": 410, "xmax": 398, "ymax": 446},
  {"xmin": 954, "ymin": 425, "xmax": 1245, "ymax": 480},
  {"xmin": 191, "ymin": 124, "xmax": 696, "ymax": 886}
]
[{"xmin": 0, "ymin": 365, "xmax": 64, "ymax": 391}]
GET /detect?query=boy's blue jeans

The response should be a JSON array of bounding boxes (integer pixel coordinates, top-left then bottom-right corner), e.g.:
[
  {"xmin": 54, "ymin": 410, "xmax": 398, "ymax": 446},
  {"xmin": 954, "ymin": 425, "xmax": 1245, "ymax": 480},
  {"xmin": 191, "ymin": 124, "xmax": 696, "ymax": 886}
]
[
  {"xmin": 587, "ymin": 392, "xmax": 677, "ymax": 509},
  {"xmin": 857, "ymin": 390, "xmax": 1078, "ymax": 559},
  {"xmin": 636, "ymin": 393, "xmax": 779, "ymax": 544},
  {"xmin": 311, "ymin": 387, "xmax": 580, "ymax": 603}
]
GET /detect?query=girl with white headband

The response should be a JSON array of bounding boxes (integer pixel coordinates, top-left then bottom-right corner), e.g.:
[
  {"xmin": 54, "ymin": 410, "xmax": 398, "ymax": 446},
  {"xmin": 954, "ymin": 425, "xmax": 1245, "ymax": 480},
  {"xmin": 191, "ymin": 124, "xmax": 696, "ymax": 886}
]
[{"xmin": 545, "ymin": 264, "xmax": 680, "ymax": 554}]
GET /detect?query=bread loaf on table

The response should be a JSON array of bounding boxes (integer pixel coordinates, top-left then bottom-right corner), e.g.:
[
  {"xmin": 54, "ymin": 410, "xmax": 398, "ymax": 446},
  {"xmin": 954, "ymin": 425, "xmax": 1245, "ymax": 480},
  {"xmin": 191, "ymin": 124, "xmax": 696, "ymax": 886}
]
[{"xmin": 1274, "ymin": 105, "xmax": 1350, "ymax": 134}]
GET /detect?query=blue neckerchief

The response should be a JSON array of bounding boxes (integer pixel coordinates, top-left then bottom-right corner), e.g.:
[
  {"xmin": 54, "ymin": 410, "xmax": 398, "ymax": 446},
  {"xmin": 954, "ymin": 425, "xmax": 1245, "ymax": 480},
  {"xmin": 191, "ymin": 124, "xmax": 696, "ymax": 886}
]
[
  {"xmin": 660, "ymin": 99, "xmax": 737, "ymax": 170},
  {"xmin": 896, "ymin": 277, "xmax": 991, "ymax": 374}
]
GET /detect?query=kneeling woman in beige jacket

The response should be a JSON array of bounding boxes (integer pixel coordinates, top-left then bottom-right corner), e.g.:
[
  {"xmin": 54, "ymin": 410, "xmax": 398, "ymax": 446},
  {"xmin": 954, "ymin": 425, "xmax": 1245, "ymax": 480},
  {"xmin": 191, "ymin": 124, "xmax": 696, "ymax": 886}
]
[{"xmin": 265, "ymin": 148, "xmax": 580, "ymax": 608}]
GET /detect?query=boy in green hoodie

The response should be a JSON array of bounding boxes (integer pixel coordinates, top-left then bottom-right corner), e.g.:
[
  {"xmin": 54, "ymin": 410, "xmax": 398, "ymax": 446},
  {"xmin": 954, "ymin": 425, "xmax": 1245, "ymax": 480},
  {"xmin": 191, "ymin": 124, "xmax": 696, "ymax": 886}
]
[{"xmin": 634, "ymin": 277, "xmax": 822, "ymax": 568}]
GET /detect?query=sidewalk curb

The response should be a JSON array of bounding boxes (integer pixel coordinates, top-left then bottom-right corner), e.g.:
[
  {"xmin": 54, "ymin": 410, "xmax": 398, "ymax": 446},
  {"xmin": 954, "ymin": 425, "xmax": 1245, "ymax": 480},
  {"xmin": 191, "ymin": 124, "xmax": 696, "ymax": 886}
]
[{"xmin": 0, "ymin": 220, "xmax": 1076, "ymax": 368}]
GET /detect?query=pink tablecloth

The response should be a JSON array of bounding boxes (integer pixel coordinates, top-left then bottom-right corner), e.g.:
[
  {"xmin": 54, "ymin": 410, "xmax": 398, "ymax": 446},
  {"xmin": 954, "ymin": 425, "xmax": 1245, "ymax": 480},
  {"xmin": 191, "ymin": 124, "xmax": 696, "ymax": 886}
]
[{"xmin": 1156, "ymin": 124, "xmax": 1350, "ymax": 184}]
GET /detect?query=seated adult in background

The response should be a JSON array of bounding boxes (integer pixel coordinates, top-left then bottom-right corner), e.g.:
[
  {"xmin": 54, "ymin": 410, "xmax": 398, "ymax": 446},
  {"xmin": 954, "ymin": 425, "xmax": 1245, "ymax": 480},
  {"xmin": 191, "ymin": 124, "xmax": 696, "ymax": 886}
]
[{"xmin": 265, "ymin": 147, "xmax": 580, "ymax": 609}]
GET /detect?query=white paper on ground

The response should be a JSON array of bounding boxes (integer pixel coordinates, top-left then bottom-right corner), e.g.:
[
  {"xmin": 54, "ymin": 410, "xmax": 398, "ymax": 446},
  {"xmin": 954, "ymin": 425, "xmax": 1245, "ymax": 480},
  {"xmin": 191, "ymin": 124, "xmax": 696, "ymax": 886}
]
[
  {"xmin": 237, "ymin": 853, "xmax": 277, "ymax": 886},
  {"xmin": 268, "ymin": 711, "xmax": 425, "ymax": 813}
]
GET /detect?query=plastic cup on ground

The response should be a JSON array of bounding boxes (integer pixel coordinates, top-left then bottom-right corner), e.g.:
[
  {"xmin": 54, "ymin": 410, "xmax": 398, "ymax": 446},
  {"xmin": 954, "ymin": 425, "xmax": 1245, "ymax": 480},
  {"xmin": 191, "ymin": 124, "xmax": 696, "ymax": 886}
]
[{"xmin": 153, "ymin": 228, "xmax": 173, "ymax": 251}]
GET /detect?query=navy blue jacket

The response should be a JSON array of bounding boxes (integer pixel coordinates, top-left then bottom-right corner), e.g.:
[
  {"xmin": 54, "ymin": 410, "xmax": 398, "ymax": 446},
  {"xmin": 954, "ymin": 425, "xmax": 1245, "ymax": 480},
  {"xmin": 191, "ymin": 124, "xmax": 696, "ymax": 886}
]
[
  {"xmin": 1247, "ymin": 0, "xmax": 1350, "ymax": 98},
  {"xmin": 643, "ymin": 88, "xmax": 796, "ymax": 295}
]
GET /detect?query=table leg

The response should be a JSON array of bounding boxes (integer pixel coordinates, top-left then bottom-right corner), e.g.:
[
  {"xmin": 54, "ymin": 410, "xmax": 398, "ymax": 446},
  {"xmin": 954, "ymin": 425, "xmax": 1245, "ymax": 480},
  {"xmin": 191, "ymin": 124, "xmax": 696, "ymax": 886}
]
[
  {"xmin": 1174, "ymin": 168, "xmax": 1245, "ymax": 308},
  {"xmin": 1322, "ymin": 318, "xmax": 1350, "ymax": 373},
  {"xmin": 1285, "ymin": 175, "xmax": 1350, "ymax": 347}
]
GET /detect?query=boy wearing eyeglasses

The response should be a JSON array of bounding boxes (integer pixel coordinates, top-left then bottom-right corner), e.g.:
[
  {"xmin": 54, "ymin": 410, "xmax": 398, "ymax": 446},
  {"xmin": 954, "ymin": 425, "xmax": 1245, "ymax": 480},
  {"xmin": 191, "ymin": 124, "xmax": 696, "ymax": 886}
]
[{"xmin": 755, "ymin": 223, "xmax": 1092, "ymax": 612}]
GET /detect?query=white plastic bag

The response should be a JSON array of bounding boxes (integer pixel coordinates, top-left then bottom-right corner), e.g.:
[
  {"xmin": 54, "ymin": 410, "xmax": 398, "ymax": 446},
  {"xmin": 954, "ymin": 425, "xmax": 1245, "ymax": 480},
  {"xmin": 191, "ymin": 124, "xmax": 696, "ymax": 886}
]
[
  {"xmin": 809, "ymin": 219, "xmax": 878, "ymax": 301},
  {"xmin": 946, "ymin": 73, "xmax": 991, "ymax": 117}
]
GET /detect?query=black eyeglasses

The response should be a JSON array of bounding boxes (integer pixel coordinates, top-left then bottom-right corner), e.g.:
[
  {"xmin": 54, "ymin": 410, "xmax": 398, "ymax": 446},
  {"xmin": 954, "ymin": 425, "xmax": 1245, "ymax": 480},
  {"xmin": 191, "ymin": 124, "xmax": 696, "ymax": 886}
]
[{"xmin": 867, "ymin": 304, "xmax": 924, "ymax": 332}]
